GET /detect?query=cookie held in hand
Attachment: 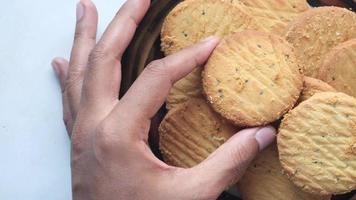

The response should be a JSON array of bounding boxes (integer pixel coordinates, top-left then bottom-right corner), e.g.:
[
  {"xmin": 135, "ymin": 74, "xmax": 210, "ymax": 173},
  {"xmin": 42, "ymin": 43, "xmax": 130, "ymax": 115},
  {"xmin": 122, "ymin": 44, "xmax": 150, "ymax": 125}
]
[{"xmin": 202, "ymin": 31, "xmax": 303, "ymax": 127}]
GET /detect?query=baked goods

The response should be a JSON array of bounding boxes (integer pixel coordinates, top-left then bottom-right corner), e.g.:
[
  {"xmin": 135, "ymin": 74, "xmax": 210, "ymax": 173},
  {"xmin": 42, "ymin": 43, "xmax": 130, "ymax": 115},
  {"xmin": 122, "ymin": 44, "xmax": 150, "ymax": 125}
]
[
  {"xmin": 239, "ymin": 144, "xmax": 330, "ymax": 200},
  {"xmin": 161, "ymin": 0, "xmax": 261, "ymax": 110},
  {"xmin": 278, "ymin": 92, "xmax": 356, "ymax": 195},
  {"xmin": 161, "ymin": 0, "xmax": 259, "ymax": 55},
  {"xmin": 166, "ymin": 68, "xmax": 203, "ymax": 110},
  {"xmin": 235, "ymin": 0, "xmax": 310, "ymax": 35},
  {"xmin": 299, "ymin": 76, "xmax": 335, "ymax": 102},
  {"xmin": 318, "ymin": 39, "xmax": 356, "ymax": 97},
  {"xmin": 285, "ymin": 7, "xmax": 356, "ymax": 77},
  {"xmin": 202, "ymin": 31, "xmax": 303, "ymax": 127},
  {"xmin": 159, "ymin": 98, "xmax": 238, "ymax": 168}
]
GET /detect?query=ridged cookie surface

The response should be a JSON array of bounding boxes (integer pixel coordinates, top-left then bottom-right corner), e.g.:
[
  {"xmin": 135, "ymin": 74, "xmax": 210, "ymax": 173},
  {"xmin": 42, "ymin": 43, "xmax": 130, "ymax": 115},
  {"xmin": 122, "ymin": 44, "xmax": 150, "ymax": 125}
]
[
  {"xmin": 299, "ymin": 76, "xmax": 335, "ymax": 102},
  {"xmin": 159, "ymin": 98, "xmax": 237, "ymax": 168},
  {"xmin": 161, "ymin": 0, "xmax": 261, "ymax": 110},
  {"xmin": 285, "ymin": 7, "xmax": 356, "ymax": 78},
  {"xmin": 239, "ymin": 144, "xmax": 330, "ymax": 200},
  {"xmin": 202, "ymin": 31, "xmax": 303, "ymax": 127},
  {"xmin": 235, "ymin": 0, "xmax": 310, "ymax": 35},
  {"xmin": 278, "ymin": 92, "xmax": 356, "ymax": 195},
  {"xmin": 318, "ymin": 39, "xmax": 356, "ymax": 98}
]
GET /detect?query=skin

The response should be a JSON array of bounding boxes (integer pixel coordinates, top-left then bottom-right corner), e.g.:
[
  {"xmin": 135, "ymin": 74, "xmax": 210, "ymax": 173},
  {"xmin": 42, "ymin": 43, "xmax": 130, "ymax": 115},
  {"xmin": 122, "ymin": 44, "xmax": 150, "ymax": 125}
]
[{"xmin": 51, "ymin": 0, "xmax": 276, "ymax": 199}]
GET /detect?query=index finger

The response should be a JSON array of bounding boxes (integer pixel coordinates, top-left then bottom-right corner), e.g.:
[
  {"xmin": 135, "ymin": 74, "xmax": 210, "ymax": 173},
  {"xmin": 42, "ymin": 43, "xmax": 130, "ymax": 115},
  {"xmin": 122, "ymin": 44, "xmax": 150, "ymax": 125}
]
[{"xmin": 115, "ymin": 36, "xmax": 220, "ymax": 122}]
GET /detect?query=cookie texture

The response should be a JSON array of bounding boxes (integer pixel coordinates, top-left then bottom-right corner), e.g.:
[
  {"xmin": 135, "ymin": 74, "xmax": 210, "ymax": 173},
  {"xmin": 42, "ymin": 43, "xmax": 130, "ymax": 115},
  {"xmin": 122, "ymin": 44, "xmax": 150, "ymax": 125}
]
[
  {"xmin": 235, "ymin": 0, "xmax": 310, "ymax": 35},
  {"xmin": 159, "ymin": 98, "xmax": 237, "ymax": 168},
  {"xmin": 285, "ymin": 7, "xmax": 356, "ymax": 77},
  {"xmin": 318, "ymin": 39, "xmax": 356, "ymax": 98},
  {"xmin": 239, "ymin": 144, "xmax": 330, "ymax": 200},
  {"xmin": 299, "ymin": 76, "xmax": 335, "ymax": 102},
  {"xmin": 278, "ymin": 92, "xmax": 356, "ymax": 195},
  {"xmin": 162, "ymin": 0, "xmax": 261, "ymax": 109},
  {"xmin": 166, "ymin": 68, "xmax": 203, "ymax": 110},
  {"xmin": 202, "ymin": 31, "xmax": 303, "ymax": 127}
]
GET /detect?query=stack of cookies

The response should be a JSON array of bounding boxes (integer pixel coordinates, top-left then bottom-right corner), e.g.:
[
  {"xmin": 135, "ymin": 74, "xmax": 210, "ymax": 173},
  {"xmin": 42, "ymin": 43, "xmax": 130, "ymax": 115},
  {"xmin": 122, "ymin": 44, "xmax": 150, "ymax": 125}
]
[{"xmin": 158, "ymin": 0, "xmax": 356, "ymax": 199}]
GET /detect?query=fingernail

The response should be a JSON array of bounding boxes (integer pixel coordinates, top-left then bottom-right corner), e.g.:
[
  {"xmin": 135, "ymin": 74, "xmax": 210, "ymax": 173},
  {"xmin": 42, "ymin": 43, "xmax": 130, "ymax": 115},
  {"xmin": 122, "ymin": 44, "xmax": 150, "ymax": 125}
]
[
  {"xmin": 200, "ymin": 35, "xmax": 219, "ymax": 43},
  {"xmin": 255, "ymin": 126, "xmax": 276, "ymax": 151},
  {"xmin": 76, "ymin": 1, "xmax": 85, "ymax": 22}
]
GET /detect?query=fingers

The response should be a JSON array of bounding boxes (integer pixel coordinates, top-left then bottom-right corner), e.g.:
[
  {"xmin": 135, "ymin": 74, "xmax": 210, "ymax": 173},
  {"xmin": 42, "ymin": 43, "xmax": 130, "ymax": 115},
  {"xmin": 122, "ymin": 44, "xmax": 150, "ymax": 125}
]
[
  {"xmin": 115, "ymin": 36, "xmax": 220, "ymax": 123},
  {"xmin": 81, "ymin": 0, "xmax": 150, "ymax": 108},
  {"xmin": 185, "ymin": 126, "xmax": 276, "ymax": 198},
  {"xmin": 66, "ymin": 0, "xmax": 98, "ymax": 117},
  {"xmin": 52, "ymin": 58, "xmax": 74, "ymax": 136}
]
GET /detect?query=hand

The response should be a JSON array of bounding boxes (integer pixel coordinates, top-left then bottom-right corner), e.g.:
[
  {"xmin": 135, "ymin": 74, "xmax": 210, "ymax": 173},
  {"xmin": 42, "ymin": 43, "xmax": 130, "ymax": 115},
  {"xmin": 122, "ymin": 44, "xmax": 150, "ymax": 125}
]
[{"xmin": 51, "ymin": 0, "xmax": 276, "ymax": 199}]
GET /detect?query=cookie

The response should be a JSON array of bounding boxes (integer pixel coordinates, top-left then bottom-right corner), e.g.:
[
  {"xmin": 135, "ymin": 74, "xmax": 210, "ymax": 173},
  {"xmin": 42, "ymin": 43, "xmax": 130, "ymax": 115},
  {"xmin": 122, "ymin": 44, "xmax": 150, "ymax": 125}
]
[
  {"xmin": 318, "ymin": 39, "xmax": 356, "ymax": 98},
  {"xmin": 161, "ymin": 0, "xmax": 260, "ymax": 55},
  {"xmin": 278, "ymin": 92, "xmax": 356, "ymax": 195},
  {"xmin": 239, "ymin": 144, "xmax": 330, "ymax": 200},
  {"xmin": 202, "ymin": 31, "xmax": 303, "ymax": 127},
  {"xmin": 159, "ymin": 98, "xmax": 238, "ymax": 168},
  {"xmin": 166, "ymin": 68, "xmax": 203, "ymax": 110},
  {"xmin": 299, "ymin": 76, "xmax": 335, "ymax": 102},
  {"xmin": 235, "ymin": 0, "xmax": 310, "ymax": 35},
  {"xmin": 285, "ymin": 7, "xmax": 356, "ymax": 77},
  {"xmin": 161, "ymin": 0, "xmax": 261, "ymax": 110}
]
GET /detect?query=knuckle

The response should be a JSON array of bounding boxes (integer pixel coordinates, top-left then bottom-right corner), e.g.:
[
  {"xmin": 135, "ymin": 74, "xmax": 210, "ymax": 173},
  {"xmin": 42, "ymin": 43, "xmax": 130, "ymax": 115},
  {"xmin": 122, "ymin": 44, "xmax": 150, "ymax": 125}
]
[
  {"xmin": 88, "ymin": 45, "xmax": 108, "ymax": 65},
  {"xmin": 229, "ymin": 144, "xmax": 254, "ymax": 174},
  {"xmin": 145, "ymin": 60, "xmax": 170, "ymax": 77},
  {"xmin": 94, "ymin": 122, "xmax": 116, "ymax": 152}
]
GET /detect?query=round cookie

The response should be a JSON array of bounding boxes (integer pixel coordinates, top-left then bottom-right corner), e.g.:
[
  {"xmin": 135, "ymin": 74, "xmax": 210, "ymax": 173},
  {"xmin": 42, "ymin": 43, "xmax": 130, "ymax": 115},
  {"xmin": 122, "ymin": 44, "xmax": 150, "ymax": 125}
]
[
  {"xmin": 202, "ymin": 31, "xmax": 303, "ymax": 127},
  {"xmin": 159, "ymin": 98, "xmax": 238, "ymax": 168},
  {"xmin": 299, "ymin": 76, "xmax": 335, "ymax": 102},
  {"xmin": 161, "ymin": 0, "xmax": 261, "ymax": 110},
  {"xmin": 239, "ymin": 144, "xmax": 330, "ymax": 200},
  {"xmin": 285, "ymin": 6, "xmax": 356, "ymax": 78},
  {"xmin": 161, "ymin": 0, "xmax": 260, "ymax": 55},
  {"xmin": 318, "ymin": 39, "xmax": 356, "ymax": 98},
  {"xmin": 278, "ymin": 92, "xmax": 356, "ymax": 195},
  {"xmin": 235, "ymin": 0, "xmax": 310, "ymax": 35}
]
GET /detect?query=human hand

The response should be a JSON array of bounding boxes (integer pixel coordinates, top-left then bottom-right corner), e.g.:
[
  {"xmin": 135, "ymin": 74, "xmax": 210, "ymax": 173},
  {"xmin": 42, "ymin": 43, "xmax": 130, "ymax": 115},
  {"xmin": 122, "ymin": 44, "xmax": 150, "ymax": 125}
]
[{"xmin": 51, "ymin": 0, "xmax": 276, "ymax": 199}]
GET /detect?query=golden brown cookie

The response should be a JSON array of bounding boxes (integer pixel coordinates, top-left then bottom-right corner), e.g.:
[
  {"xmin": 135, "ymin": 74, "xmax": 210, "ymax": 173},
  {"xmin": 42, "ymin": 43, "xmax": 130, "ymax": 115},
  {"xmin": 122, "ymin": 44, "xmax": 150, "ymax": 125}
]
[
  {"xmin": 278, "ymin": 92, "xmax": 356, "ymax": 195},
  {"xmin": 159, "ymin": 98, "xmax": 238, "ymax": 168},
  {"xmin": 299, "ymin": 76, "xmax": 335, "ymax": 102},
  {"xmin": 239, "ymin": 144, "xmax": 330, "ymax": 200},
  {"xmin": 285, "ymin": 6, "xmax": 356, "ymax": 78},
  {"xmin": 161, "ymin": 0, "xmax": 261, "ymax": 110},
  {"xmin": 318, "ymin": 39, "xmax": 356, "ymax": 98},
  {"xmin": 235, "ymin": 0, "xmax": 310, "ymax": 35},
  {"xmin": 202, "ymin": 31, "xmax": 303, "ymax": 127},
  {"xmin": 161, "ymin": 0, "xmax": 260, "ymax": 55},
  {"xmin": 166, "ymin": 68, "xmax": 203, "ymax": 110}
]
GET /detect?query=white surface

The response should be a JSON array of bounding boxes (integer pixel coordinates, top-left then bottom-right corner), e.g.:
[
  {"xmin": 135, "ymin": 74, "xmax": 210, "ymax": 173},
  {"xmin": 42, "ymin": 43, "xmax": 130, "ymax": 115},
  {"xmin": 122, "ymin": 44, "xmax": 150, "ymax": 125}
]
[{"xmin": 0, "ymin": 0, "xmax": 125, "ymax": 199}]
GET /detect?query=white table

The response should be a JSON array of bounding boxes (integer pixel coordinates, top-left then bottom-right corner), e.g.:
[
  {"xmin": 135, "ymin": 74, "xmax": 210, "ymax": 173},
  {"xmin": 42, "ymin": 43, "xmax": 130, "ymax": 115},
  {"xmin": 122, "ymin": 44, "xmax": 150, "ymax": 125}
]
[{"xmin": 0, "ymin": 0, "xmax": 125, "ymax": 199}]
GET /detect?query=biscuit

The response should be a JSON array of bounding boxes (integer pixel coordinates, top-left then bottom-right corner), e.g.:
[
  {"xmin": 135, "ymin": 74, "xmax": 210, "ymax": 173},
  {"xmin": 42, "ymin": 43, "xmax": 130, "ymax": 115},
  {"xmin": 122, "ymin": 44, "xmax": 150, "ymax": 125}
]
[
  {"xmin": 161, "ymin": 0, "xmax": 261, "ymax": 110},
  {"xmin": 299, "ymin": 76, "xmax": 335, "ymax": 102},
  {"xmin": 277, "ymin": 92, "xmax": 356, "ymax": 195},
  {"xmin": 285, "ymin": 7, "xmax": 356, "ymax": 77},
  {"xmin": 159, "ymin": 98, "xmax": 238, "ymax": 168},
  {"xmin": 239, "ymin": 144, "xmax": 330, "ymax": 200},
  {"xmin": 202, "ymin": 31, "xmax": 303, "ymax": 127},
  {"xmin": 318, "ymin": 39, "xmax": 356, "ymax": 98},
  {"xmin": 166, "ymin": 68, "xmax": 203, "ymax": 110},
  {"xmin": 235, "ymin": 0, "xmax": 310, "ymax": 35}
]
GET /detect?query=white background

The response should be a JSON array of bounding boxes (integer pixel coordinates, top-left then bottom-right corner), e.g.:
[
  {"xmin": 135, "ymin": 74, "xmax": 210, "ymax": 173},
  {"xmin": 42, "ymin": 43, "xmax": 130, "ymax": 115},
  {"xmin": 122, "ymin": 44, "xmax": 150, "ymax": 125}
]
[{"xmin": 0, "ymin": 0, "xmax": 125, "ymax": 199}]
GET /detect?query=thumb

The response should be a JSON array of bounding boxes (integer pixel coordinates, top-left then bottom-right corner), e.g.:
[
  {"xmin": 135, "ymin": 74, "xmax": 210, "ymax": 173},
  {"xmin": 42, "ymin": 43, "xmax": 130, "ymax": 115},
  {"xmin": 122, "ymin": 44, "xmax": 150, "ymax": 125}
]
[{"xmin": 187, "ymin": 126, "xmax": 276, "ymax": 198}]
